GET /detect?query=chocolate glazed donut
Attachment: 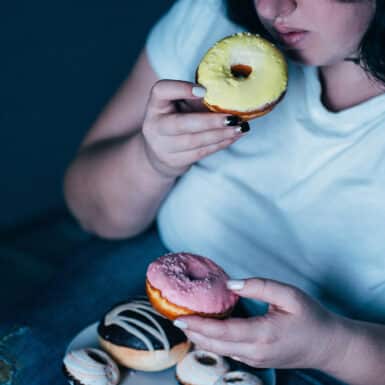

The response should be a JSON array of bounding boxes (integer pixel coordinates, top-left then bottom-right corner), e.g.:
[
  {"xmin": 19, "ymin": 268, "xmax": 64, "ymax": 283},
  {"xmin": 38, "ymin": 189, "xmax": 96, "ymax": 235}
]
[{"xmin": 97, "ymin": 299, "xmax": 191, "ymax": 371}]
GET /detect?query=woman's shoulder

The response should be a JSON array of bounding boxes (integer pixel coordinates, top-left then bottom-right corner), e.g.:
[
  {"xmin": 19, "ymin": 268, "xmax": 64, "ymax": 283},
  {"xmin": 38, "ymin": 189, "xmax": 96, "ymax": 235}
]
[
  {"xmin": 146, "ymin": 0, "xmax": 244, "ymax": 81},
  {"xmin": 173, "ymin": 0, "xmax": 227, "ymax": 13},
  {"xmin": 154, "ymin": 0, "xmax": 231, "ymax": 31}
]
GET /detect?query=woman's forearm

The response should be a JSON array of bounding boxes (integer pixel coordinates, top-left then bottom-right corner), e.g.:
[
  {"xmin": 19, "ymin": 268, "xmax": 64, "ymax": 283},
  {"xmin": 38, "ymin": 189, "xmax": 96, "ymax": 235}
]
[
  {"xmin": 320, "ymin": 314, "xmax": 385, "ymax": 385},
  {"xmin": 64, "ymin": 132, "xmax": 175, "ymax": 239}
]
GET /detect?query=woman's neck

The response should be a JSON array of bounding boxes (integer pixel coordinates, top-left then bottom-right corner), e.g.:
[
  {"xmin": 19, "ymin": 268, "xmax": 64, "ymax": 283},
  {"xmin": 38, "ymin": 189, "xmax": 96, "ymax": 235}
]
[{"xmin": 318, "ymin": 60, "xmax": 385, "ymax": 112}]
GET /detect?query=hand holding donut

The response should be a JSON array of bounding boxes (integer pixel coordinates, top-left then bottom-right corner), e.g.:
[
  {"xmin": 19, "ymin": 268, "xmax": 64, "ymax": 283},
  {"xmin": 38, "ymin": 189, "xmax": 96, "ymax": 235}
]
[
  {"xmin": 142, "ymin": 80, "xmax": 249, "ymax": 179},
  {"xmin": 173, "ymin": 278, "xmax": 347, "ymax": 371}
]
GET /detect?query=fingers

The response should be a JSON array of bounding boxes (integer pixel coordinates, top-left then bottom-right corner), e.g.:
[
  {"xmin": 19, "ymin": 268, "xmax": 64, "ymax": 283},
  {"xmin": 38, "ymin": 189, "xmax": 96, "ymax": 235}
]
[
  {"xmin": 176, "ymin": 317, "xmax": 277, "ymax": 368},
  {"xmin": 147, "ymin": 112, "xmax": 247, "ymax": 153},
  {"xmin": 176, "ymin": 315, "xmax": 277, "ymax": 345},
  {"xmin": 176, "ymin": 316, "xmax": 255, "ymax": 342},
  {"xmin": 173, "ymin": 137, "xmax": 237, "ymax": 164},
  {"xmin": 147, "ymin": 80, "xmax": 206, "ymax": 116},
  {"xmin": 159, "ymin": 112, "xmax": 234, "ymax": 135},
  {"xmin": 142, "ymin": 133, "xmax": 238, "ymax": 178},
  {"xmin": 142, "ymin": 79, "xmax": 250, "ymax": 177},
  {"xmin": 228, "ymin": 278, "xmax": 304, "ymax": 313},
  {"xmin": 168, "ymin": 128, "xmax": 241, "ymax": 153},
  {"xmin": 185, "ymin": 330, "xmax": 255, "ymax": 359}
]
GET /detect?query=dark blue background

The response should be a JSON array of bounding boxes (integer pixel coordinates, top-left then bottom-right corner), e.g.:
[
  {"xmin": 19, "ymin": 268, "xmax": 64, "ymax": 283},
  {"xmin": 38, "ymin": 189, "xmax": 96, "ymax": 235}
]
[{"xmin": 0, "ymin": 0, "xmax": 173, "ymax": 231}]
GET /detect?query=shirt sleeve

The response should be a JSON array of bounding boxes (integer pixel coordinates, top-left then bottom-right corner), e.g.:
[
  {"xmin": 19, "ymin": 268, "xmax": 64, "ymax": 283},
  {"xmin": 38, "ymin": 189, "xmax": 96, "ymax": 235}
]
[{"xmin": 145, "ymin": 0, "xmax": 229, "ymax": 81}]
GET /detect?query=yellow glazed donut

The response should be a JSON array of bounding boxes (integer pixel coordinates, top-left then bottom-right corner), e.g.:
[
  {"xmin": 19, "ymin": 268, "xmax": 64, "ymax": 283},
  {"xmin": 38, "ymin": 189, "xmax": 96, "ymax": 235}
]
[{"xmin": 196, "ymin": 32, "xmax": 288, "ymax": 120}]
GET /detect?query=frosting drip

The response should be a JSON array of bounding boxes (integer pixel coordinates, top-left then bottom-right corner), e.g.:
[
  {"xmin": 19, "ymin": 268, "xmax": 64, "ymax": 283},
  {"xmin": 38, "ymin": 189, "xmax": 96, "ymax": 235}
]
[{"xmin": 63, "ymin": 348, "xmax": 120, "ymax": 385}]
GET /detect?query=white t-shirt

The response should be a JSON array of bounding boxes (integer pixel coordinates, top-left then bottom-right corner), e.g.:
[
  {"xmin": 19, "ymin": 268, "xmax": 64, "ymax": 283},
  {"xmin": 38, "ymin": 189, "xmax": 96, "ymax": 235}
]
[{"xmin": 146, "ymin": 0, "xmax": 385, "ymax": 322}]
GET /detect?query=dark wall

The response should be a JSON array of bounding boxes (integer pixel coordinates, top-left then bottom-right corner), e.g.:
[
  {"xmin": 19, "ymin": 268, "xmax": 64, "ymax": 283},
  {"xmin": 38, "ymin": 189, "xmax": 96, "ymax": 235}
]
[{"xmin": 0, "ymin": 0, "xmax": 174, "ymax": 231}]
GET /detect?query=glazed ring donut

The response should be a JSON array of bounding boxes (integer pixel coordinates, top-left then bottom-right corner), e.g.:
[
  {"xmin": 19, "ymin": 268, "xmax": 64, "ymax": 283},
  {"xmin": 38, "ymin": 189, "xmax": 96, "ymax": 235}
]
[
  {"xmin": 214, "ymin": 371, "xmax": 264, "ymax": 385},
  {"xmin": 196, "ymin": 32, "xmax": 288, "ymax": 120},
  {"xmin": 176, "ymin": 350, "xmax": 230, "ymax": 385},
  {"xmin": 97, "ymin": 298, "xmax": 191, "ymax": 371},
  {"xmin": 63, "ymin": 348, "xmax": 120, "ymax": 385},
  {"xmin": 146, "ymin": 252, "xmax": 239, "ymax": 320}
]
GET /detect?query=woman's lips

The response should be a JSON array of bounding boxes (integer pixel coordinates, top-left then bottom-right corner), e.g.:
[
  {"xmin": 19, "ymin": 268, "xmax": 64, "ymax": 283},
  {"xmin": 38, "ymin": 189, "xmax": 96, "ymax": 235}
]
[{"xmin": 276, "ymin": 30, "xmax": 308, "ymax": 47}]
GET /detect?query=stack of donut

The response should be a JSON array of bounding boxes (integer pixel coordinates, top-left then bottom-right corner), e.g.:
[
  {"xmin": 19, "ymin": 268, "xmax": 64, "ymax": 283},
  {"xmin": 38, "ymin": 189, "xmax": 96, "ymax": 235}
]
[{"xmin": 63, "ymin": 258, "xmax": 264, "ymax": 384}]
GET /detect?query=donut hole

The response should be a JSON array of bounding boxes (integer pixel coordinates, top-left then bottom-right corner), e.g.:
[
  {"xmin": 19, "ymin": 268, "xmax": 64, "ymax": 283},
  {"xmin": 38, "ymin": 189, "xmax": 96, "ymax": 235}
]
[
  {"xmin": 186, "ymin": 272, "xmax": 206, "ymax": 281},
  {"xmin": 225, "ymin": 378, "xmax": 243, "ymax": 383},
  {"xmin": 184, "ymin": 262, "xmax": 211, "ymax": 281},
  {"xmin": 231, "ymin": 64, "xmax": 253, "ymax": 79},
  {"xmin": 194, "ymin": 352, "xmax": 218, "ymax": 366},
  {"xmin": 86, "ymin": 350, "xmax": 107, "ymax": 365}
]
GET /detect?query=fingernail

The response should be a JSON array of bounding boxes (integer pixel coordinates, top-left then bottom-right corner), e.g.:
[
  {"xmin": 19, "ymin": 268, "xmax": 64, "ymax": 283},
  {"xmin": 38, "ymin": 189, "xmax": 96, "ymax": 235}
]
[
  {"xmin": 227, "ymin": 279, "xmax": 245, "ymax": 290},
  {"xmin": 224, "ymin": 115, "xmax": 242, "ymax": 126},
  {"xmin": 173, "ymin": 319, "xmax": 188, "ymax": 329},
  {"xmin": 192, "ymin": 86, "xmax": 206, "ymax": 98},
  {"xmin": 240, "ymin": 121, "xmax": 250, "ymax": 133}
]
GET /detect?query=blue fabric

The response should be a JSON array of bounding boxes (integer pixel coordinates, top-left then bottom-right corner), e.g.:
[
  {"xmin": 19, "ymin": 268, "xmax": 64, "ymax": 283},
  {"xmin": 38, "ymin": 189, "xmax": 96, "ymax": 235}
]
[{"xmin": 0, "ymin": 216, "xmax": 348, "ymax": 385}]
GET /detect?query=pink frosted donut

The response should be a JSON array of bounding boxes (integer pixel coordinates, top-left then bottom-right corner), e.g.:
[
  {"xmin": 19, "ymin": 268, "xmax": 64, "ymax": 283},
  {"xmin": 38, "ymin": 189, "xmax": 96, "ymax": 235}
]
[{"xmin": 146, "ymin": 252, "xmax": 239, "ymax": 320}]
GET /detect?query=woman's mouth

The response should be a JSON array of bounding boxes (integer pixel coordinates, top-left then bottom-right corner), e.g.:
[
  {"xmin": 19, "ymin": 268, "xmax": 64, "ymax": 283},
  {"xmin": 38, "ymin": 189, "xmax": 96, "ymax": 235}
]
[
  {"xmin": 273, "ymin": 27, "xmax": 309, "ymax": 48},
  {"xmin": 279, "ymin": 31, "xmax": 307, "ymax": 46}
]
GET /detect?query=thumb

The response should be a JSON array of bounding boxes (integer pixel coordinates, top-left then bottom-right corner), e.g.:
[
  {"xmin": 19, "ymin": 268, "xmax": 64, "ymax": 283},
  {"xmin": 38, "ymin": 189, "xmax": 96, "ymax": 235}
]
[
  {"xmin": 227, "ymin": 278, "xmax": 302, "ymax": 312},
  {"xmin": 147, "ymin": 80, "xmax": 206, "ymax": 117}
]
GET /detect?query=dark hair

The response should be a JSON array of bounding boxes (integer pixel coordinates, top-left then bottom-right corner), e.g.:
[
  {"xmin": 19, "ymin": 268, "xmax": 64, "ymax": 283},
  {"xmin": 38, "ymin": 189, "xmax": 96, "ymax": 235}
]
[{"xmin": 224, "ymin": 0, "xmax": 385, "ymax": 84}]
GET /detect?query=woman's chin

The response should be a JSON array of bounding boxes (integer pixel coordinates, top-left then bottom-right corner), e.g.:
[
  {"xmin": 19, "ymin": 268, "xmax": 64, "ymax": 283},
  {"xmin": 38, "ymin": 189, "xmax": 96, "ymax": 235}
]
[{"xmin": 285, "ymin": 50, "xmax": 329, "ymax": 67}]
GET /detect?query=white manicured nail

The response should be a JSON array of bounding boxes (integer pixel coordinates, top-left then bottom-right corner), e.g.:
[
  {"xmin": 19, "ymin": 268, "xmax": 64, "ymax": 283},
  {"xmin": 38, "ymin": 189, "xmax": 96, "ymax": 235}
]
[
  {"xmin": 173, "ymin": 319, "xmax": 188, "ymax": 329},
  {"xmin": 192, "ymin": 86, "xmax": 206, "ymax": 97},
  {"xmin": 234, "ymin": 126, "xmax": 243, "ymax": 134},
  {"xmin": 227, "ymin": 279, "xmax": 245, "ymax": 290},
  {"xmin": 234, "ymin": 123, "xmax": 250, "ymax": 134}
]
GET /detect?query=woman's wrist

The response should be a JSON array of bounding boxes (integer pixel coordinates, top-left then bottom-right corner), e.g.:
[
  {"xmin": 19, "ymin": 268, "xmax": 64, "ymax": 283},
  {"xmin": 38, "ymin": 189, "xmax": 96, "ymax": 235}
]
[
  {"xmin": 318, "ymin": 315, "xmax": 385, "ymax": 385},
  {"xmin": 316, "ymin": 313, "xmax": 364, "ymax": 380},
  {"xmin": 313, "ymin": 312, "xmax": 355, "ymax": 374}
]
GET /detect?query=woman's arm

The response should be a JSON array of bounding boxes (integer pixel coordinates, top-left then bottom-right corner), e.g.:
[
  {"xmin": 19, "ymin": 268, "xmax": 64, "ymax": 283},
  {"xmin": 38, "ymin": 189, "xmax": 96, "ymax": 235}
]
[
  {"xmin": 64, "ymin": 49, "xmax": 174, "ymax": 239},
  {"xmin": 64, "ymin": 49, "xmax": 244, "ymax": 239}
]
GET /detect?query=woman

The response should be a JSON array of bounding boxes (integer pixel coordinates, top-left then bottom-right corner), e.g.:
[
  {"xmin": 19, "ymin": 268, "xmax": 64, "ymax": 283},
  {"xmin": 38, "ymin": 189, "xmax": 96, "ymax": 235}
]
[{"xmin": 64, "ymin": 1, "xmax": 385, "ymax": 384}]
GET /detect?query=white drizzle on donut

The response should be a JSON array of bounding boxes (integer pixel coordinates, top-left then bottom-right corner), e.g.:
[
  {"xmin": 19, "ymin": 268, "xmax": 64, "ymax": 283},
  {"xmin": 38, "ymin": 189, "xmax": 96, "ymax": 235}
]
[
  {"xmin": 104, "ymin": 299, "xmax": 170, "ymax": 351},
  {"xmin": 63, "ymin": 348, "xmax": 120, "ymax": 385}
]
